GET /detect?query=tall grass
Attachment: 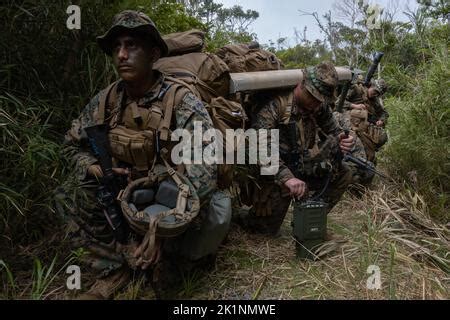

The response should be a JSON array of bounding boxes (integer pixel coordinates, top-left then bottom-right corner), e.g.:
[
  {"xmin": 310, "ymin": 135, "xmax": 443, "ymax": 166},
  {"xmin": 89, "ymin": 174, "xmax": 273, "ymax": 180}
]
[
  {"xmin": 0, "ymin": 93, "xmax": 69, "ymax": 244},
  {"xmin": 1, "ymin": 254, "xmax": 78, "ymax": 300},
  {"xmin": 382, "ymin": 31, "xmax": 449, "ymax": 221}
]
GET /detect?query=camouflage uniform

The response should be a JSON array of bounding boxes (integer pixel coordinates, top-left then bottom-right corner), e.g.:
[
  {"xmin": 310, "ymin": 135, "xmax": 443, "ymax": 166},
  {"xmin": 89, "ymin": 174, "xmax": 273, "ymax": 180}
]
[
  {"xmin": 57, "ymin": 11, "xmax": 218, "ymax": 297},
  {"xmin": 340, "ymin": 79, "xmax": 389, "ymax": 162},
  {"xmin": 334, "ymin": 78, "xmax": 389, "ymax": 185},
  {"xmin": 333, "ymin": 111, "xmax": 375, "ymax": 186},
  {"xmin": 239, "ymin": 63, "xmax": 352, "ymax": 235},
  {"xmin": 343, "ymin": 80, "xmax": 389, "ymax": 124}
]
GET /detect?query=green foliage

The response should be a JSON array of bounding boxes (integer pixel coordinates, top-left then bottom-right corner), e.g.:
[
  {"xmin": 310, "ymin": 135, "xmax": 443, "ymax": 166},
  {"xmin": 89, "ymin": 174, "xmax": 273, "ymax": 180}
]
[
  {"xmin": 1, "ymin": 254, "xmax": 77, "ymax": 299},
  {"xmin": 0, "ymin": 93, "xmax": 68, "ymax": 243},
  {"xmin": 0, "ymin": 0, "xmax": 208, "ymax": 246},
  {"xmin": 111, "ymin": 1, "xmax": 207, "ymax": 43},
  {"xmin": 0, "ymin": 260, "xmax": 17, "ymax": 299},
  {"xmin": 382, "ymin": 28, "xmax": 449, "ymax": 220},
  {"xmin": 276, "ymin": 40, "xmax": 333, "ymax": 69},
  {"xmin": 418, "ymin": 0, "xmax": 450, "ymax": 20},
  {"xmin": 182, "ymin": 0, "xmax": 259, "ymax": 50}
]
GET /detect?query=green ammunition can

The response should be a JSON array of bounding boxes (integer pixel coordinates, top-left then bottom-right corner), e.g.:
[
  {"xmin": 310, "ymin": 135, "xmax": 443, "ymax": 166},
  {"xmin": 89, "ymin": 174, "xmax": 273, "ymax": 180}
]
[{"xmin": 292, "ymin": 200, "xmax": 328, "ymax": 259}]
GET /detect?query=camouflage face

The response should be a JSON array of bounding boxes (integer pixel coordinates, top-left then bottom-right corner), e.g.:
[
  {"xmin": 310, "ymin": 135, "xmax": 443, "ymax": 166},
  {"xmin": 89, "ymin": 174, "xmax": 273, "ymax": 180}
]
[
  {"xmin": 97, "ymin": 10, "xmax": 168, "ymax": 57},
  {"xmin": 304, "ymin": 61, "xmax": 338, "ymax": 104},
  {"xmin": 111, "ymin": 33, "xmax": 157, "ymax": 83}
]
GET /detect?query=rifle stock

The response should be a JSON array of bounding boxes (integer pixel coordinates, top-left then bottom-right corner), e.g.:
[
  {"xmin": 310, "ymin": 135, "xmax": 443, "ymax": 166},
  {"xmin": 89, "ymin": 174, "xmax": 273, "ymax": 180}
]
[{"xmin": 84, "ymin": 124, "xmax": 128, "ymax": 243}]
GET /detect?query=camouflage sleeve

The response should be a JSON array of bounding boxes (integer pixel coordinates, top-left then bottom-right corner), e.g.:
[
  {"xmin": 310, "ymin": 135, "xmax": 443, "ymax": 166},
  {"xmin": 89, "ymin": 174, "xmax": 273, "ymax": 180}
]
[
  {"xmin": 344, "ymin": 85, "xmax": 358, "ymax": 107},
  {"xmin": 251, "ymin": 99, "xmax": 295, "ymax": 186},
  {"xmin": 175, "ymin": 92, "xmax": 217, "ymax": 202},
  {"xmin": 64, "ymin": 93, "xmax": 101, "ymax": 181},
  {"xmin": 343, "ymin": 100, "xmax": 353, "ymax": 111},
  {"xmin": 316, "ymin": 103, "xmax": 344, "ymax": 136},
  {"xmin": 375, "ymin": 97, "xmax": 389, "ymax": 123}
]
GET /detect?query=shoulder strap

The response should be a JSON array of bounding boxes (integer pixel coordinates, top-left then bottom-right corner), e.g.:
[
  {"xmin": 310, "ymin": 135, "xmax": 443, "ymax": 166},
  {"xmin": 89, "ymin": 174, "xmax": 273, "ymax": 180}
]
[
  {"xmin": 96, "ymin": 81, "xmax": 120, "ymax": 124},
  {"xmin": 158, "ymin": 81, "xmax": 192, "ymax": 141}
]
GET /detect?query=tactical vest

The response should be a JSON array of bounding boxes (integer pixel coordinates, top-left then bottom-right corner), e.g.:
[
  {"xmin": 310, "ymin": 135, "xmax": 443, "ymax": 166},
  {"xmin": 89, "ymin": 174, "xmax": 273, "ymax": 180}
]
[
  {"xmin": 95, "ymin": 78, "xmax": 190, "ymax": 172},
  {"xmin": 277, "ymin": 91, "xmax": 321, "ymax": 154},
  {"xmin": 279, "ymin": 92, "xmax": 339, "ymax": 182}
]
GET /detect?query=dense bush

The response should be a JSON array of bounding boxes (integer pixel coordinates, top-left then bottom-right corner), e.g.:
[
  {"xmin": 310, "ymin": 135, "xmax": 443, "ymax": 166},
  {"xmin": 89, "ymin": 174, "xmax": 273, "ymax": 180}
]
[{"xmin": 382, "ymin": 26, "xmax": 449, "ymax": 220}]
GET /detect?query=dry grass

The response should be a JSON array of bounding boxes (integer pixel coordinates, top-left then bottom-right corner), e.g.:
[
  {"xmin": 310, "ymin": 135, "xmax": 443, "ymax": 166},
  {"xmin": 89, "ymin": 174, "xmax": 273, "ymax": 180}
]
[
  {"xmin": 184, "ymin": 182, "xmax": 449, "ymax": 300},
  {"xmin": 1, "ymin": 182, "xmax": 448, "ymax": 300}
]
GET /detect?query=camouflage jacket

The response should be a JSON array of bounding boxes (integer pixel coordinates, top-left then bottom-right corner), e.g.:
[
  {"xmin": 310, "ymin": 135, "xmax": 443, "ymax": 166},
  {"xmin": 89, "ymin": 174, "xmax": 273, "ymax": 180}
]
[
  {"xmin": 332, "ymin": 111, "xmax": 368, "ymax": 160},
  {"xmin": 343, "ymin": 83, "xmax": 389, "ymax": 123},
  {"xmin": 64, "ymin": 72, "xmax": 217, "ymax": 201},
  {"xmin": 251, "ymin": 89, "xmax": 343, "ymax": 185}
]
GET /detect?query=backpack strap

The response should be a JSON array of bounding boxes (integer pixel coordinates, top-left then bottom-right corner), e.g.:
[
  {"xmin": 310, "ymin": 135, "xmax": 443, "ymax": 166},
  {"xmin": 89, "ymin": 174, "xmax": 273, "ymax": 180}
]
[
  {"xmin": 164, "ymin": 75, "xmax": 200, "ymax": 97},
  {"xmin": 96, "ymin": 81, "xmax": 120, "ymax": 124},
  {"xmin": 158, "ymin": 84, "xmax": 191, "ymax": 141}
]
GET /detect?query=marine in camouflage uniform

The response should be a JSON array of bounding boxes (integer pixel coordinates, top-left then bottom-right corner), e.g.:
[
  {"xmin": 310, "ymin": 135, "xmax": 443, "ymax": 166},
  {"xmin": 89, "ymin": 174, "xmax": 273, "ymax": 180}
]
[
  {"xmin": 57, "ymin": 11, "xmax": 219, "ymax": 299},
  {"xmin": 343, "ymin": 78, "xmax": 389, "ymax": 126},
  {"xmin": 340, "ymin": 78, "xmax": 389, "ymax": 162},
  {"xmin": 238, "ymin": 62, "xmax": 354, "ymax": 235},
  {"xmin": 333, "ymin": 111, "xmax": 375, "ymax": 186}
]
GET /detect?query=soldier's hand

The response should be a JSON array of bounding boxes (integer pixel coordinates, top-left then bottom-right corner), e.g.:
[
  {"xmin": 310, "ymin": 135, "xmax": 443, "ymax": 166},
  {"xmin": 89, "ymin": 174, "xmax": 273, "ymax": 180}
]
[
  {"xmin": 87, "ymin": 165, "xmax": 130, "ymax": 178},
  {"xmin": 87, "ymin": 164, "xmax": 103, "ymax": 178},
  {"xmin": 284, "ymin": 178, "xmax": 307, "ymax": 199},
  {"xmin": 339, "ymin": 133, "xmax": 355, "ymax": 153},
  {"xmin": 351, "ymin": 103, "xmax": 366, "ymax": 111},
  {"xmin": 376, "ymin": 120, "xmax": 384, "ymax": 127}
]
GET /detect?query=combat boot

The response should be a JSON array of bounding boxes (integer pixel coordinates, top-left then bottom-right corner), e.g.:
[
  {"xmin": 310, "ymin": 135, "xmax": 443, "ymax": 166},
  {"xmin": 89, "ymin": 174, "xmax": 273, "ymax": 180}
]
[
  {"xmin": 76, "ymin": 266, "xmax": 131, "ymax": 300},
  {"xmin": 151, "ymin": 258, "xmax": 182, "ymax": 299}
]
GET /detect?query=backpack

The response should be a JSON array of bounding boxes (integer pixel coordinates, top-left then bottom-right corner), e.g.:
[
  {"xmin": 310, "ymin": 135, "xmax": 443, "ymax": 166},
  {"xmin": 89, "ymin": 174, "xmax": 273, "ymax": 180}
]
[
  {"xmin": 153, "ymin": 46, "xmax": 247, "ymax": 189},
  {"xmin": 163, "ymin": 29, "xmax": 206, "ymax": 56},
  {"xmin": 215, "ymin": 42, "xmax": 282, "ymax": 73},
  {"xmin": 153, "ymin": 52, "xmax": 230, "ymax": 103},
  {"xmin": 154, "ymin": 36, "xmax": 285, "ymax": 188}
]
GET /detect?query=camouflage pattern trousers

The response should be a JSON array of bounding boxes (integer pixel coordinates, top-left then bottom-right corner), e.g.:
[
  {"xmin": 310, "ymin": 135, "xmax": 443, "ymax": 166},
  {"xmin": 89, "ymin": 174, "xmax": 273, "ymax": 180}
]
[
  {"xmin": 240, "ymin": 164, "xmax": 353, "ymax": 235},
  {"xmin": 54, "ymin": 178, "xmax": 214, "ymax": 279},
  {"xmin": 55, "ymin": 179, "xmax": 127, "ymax": 276}
]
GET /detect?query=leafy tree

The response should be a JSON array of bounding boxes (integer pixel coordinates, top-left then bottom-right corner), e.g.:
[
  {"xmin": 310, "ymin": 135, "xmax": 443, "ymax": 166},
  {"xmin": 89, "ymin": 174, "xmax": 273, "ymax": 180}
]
[
  {"xmin": 417, "ymin": 0, "xmax": 450, "ymax": 20},
  {"xmin": 179, "ymin": 0, "xmax": 259, "ymax": 49}
]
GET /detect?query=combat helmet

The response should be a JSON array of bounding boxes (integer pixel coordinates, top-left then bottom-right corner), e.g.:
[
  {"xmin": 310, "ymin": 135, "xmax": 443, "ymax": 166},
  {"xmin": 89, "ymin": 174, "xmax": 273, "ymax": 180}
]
[
  {"xmin": 304, "ymin": 61, "xmax": 339, "ymax": 103},
  {"xmin": 119, "ymin": 163, "xmax": 200, "ymax": 239},
  {"xmin": 97, "ymin": 10, "xmax": 168, "ymax": 57}
]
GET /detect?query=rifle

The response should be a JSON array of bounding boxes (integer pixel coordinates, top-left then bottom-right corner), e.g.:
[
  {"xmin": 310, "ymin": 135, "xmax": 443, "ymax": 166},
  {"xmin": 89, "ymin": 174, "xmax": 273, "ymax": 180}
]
[
  {"xmin": 341, "ymin": 129, "xmax": 388, "ymax": 180},
  {"xmin": 336, "ymin": 68, "xmax": 364, "ymax": 113},
  {"xmin": 84, "ymin": 124, "xmax": 128, "ymax": 244},
  {"xmin": 280, "ymin": 120, "xmax": 302, "ymax": 178},
  {"xmin": 364, "ymin": 52, "xmax": 384, "ymax": 87},
  {"xmin": 343, "ymin": 154, "xmax": 389, "ymax": 180}
]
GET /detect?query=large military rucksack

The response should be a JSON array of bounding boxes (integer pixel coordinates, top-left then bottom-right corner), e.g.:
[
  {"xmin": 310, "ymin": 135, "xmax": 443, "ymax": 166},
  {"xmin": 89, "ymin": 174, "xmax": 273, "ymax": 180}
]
[
  {"xmin": 163, "ymin": 29, "xmax": 206, "ymax": 56},
  {"xmin": 154, "ymin": 52, "xmax": 230, "ymax": 103},
  {"xmin": 215, "ymin": 42, "xmax": 282, "ymax": 73},
  {"xmin": 155, "ymin": 32, "xmax": 284, "ymax": 188}
]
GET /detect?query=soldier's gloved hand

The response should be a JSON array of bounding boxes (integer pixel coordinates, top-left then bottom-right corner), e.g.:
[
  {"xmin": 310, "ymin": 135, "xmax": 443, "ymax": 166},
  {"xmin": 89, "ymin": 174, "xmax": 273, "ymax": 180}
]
[
  {"xmin": 351, "ymin": 103, "xmax": 366, "ymax": 111},
  {"xmin": 376, "ymin": 120, "xmax": 384, "ymax": 127},
  {"xmin": 87, "ymin": 165, "xmax": 130, "ymax": 180},
  {"xmin": 339, "ymin": 133, "xmax": 355, "ymax": 153},
  {"xmin": 284, "ymin": 178, "xmax": 307, "ymax": 200}
]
